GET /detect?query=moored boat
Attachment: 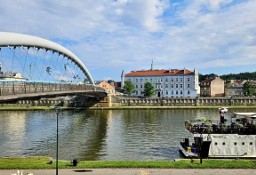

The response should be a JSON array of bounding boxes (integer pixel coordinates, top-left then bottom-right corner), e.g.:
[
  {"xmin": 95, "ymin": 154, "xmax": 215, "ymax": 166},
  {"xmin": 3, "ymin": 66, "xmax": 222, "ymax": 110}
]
[{"xmin": 179, "ymin": 107, "xmax": 256, "ymax": 159}]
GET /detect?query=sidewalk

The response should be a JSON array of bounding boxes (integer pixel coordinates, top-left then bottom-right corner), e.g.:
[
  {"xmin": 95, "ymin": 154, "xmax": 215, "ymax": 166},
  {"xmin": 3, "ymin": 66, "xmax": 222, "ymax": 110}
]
[{"xmin": 1, "ymin": 169, "xmax": 256, "ymax": 175}]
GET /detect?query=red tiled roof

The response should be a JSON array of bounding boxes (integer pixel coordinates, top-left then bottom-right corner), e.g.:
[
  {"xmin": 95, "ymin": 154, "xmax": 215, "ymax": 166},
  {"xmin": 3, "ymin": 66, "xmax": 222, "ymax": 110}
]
[{"xmin": 125, "ymin": 69, "xmax": 193, "ymax": 77}]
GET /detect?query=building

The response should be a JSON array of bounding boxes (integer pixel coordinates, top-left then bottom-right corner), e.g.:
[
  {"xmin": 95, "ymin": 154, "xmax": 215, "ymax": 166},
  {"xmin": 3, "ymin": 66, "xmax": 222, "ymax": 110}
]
[
  {"xmin": 225, "ymin": 80, "xmax": 246, "ymax": 97},
  {"xmin": 122, "ymin": 68, "xmax": 200, "ymax": 98},
  {"xmin": 200, "ymin": 77, "xmax": 224, "ymax": 97},
  {"xmin": 97, "ymin": 81, "xmax": 116, "ymax": 96}
]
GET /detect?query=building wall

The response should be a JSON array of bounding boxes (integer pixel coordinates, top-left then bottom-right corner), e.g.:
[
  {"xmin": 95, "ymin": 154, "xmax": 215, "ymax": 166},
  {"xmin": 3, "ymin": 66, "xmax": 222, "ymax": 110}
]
[
  {"xmin": 124, "ymin": 73, "xmax": 200, "ymax": 98},
  {"xmin": 200, "ymin": 77, "xmax": 224, "ymax": 97},
  {"xmin": 211, "ymin": 78, "xmax": 224, "ymax": 97},
  {"xmin": 98, "ymin": 81, "xmax": 115, "ymax": 96}
]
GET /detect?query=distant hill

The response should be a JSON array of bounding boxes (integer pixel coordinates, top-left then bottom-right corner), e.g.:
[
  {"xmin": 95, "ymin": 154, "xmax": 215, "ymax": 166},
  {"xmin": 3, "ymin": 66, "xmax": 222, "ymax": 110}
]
[{"xmin": 199, "ymin": 72, "xmax": 256, "ymax": 82}]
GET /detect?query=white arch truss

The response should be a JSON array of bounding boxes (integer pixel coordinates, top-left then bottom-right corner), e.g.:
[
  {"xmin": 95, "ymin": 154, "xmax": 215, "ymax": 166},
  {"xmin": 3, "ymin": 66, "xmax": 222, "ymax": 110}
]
[{"xmin": 0, "ymin": 32, "xmax": 95, "ymax": 85}]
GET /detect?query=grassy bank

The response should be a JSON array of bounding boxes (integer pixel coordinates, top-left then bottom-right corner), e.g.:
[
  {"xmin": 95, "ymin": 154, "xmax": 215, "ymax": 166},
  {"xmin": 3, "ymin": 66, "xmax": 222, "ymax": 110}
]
[{"xmin": 1, "ymin": 157, "xmax": 256, "ymax": 169}]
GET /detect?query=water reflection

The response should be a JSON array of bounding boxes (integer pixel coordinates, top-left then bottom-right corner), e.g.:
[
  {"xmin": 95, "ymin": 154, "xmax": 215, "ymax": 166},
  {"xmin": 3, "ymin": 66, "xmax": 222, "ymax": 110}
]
[{"xmin": 0, "ymin": 108, "xmax": 256, "ymax": 160}]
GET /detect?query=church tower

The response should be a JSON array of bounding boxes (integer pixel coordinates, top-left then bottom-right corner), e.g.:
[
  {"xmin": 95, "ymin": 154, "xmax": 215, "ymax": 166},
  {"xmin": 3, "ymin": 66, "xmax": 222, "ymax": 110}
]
[{"xmin": 121, "ymin": 70, "xmax": 125, "ymax": 88}]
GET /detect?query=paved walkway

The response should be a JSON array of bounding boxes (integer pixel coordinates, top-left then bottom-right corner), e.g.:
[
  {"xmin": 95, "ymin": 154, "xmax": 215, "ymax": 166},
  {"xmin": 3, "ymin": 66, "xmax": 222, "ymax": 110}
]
[{"xmin": 1, "ymin": 169, "xmax": 256, "ymax": 175}]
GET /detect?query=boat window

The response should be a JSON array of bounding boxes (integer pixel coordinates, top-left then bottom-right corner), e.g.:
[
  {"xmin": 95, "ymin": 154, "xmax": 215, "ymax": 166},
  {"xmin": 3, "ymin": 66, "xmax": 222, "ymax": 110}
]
[
  {"xmin": 234, "ymin": 142, "xmax": 237, "ymax": 145},
  {"xmin": 242, "ymin": 142, "xmax": 245, "ymax": 145},
  {"xmin": 250, "ymin": 142, "xmax": 253, "ymax": 145},
  {"xmin": 215, "ymin": 142, "xmax": 217, "ymax": 145},
  {"xmin": 222, "ymin": 142, "xmax": 225, "ymax": 145}
]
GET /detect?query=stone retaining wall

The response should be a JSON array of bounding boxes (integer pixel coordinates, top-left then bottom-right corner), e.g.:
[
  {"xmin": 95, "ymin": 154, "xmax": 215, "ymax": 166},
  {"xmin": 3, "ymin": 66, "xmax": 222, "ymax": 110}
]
[{"xmin": 118, "ymin": 97, "xmax": 256, "ymax": 106}]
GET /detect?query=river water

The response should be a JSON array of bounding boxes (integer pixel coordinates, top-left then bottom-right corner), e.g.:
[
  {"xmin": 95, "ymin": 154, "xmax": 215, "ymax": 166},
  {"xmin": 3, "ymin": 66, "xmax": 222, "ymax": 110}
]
[{"xmin": 0, "ymin": 108, "xmax": 255, "ymax": 161}]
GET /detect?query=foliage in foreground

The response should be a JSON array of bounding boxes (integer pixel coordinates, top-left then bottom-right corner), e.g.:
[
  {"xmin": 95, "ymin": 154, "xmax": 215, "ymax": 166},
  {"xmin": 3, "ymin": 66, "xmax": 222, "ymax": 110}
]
[{"xmin": 1, "ymin": 157, "xmax": 256, "ymax": 169}]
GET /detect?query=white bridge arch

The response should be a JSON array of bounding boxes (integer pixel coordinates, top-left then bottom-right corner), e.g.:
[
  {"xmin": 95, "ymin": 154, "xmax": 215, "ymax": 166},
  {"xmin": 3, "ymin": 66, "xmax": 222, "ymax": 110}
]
[{"xmin": 0, "ymin": 32, "xmax": 95, "ymax": 85}]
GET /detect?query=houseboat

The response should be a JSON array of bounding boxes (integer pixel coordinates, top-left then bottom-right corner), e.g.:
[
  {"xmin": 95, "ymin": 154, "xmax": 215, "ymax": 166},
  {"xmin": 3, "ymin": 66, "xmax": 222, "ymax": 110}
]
[{"xmin": 179, "ymin": 107, "xmax": 256, "ymax": 158}]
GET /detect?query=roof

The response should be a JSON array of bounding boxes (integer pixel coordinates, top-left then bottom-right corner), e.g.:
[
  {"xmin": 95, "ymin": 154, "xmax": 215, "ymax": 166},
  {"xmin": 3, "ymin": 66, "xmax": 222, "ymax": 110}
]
[
  {"xmin": 125, "ymin": 69, "xmax": 194, "ymax": 77},
  {"xmin": 201, "ymin": 77, "xmax": 223, "ymax": 83}
]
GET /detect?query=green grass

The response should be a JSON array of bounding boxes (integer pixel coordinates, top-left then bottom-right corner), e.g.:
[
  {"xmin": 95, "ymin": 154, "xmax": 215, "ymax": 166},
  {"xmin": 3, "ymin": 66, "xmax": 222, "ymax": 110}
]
[{"xmin": 1, "ymin": 157, "xmax": 256, "ymax": 169}]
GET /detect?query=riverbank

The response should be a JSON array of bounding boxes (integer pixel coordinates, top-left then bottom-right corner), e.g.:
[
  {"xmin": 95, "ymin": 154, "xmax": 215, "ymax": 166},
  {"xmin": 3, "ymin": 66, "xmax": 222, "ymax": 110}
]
[
  {"xmin": 2, "ymin": 169, "xmax": 256, "ymax": 175},
  {"xmin": 1, "ymin": 157, "xmax": 256, "ymax": 169},
  {"xmin": 0, "ymin": 105, "xmax": 256, "ymax": 111}
]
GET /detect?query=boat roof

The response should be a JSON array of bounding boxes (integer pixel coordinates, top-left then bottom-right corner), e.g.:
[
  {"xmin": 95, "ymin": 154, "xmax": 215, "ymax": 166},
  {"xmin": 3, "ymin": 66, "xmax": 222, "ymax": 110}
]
[{"xmin": 233, "ymin": 112, "xmax": 256, "ymax": 118}]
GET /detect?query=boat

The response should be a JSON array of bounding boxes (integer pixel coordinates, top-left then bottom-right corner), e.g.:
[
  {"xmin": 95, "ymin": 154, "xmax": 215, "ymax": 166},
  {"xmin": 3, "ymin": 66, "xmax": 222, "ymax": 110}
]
[{"xmin": 179, "ymin": 107, "xmax": 256, "ymax": 159}]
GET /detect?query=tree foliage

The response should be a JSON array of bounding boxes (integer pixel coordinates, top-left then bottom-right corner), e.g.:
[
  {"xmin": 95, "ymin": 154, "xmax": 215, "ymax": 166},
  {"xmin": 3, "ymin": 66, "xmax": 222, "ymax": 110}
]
[
  {"xmin": 221, "ymin": 72, "xmax": 256, "ymax": 81},
  {"xmin": 243, "ymin": 81, "xmax": 255, "ymax": 96},
  {"xmin": 143, "ymin": 82, "xmax": 155, "ymax": 97},
  {"xmin": 200, "ymin": 72, "xmax": 256, "ymax": 82},
  {"xmin": 123, "ymin": 80, "xmax": 135, "ymax": 96}
]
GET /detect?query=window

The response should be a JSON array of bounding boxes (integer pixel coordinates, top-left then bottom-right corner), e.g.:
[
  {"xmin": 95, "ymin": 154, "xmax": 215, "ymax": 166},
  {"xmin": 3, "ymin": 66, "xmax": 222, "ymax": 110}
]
[
  {"xmin": 176, "ymin": 78, "xmax": 178, "ymax": 82},
  {"xmin": 136, "ymin": 85, "xmax": 138, "ymax": 88},
  {"xmin": 171, "ymin": 84, "xmax": 174, "ymax": 88},
  {"xmin": 180, "ymin": 84, "xmax": 183, "ymax": 88},
  {"xmin": 136, "ymin": 79, "xmax": 138, "ymax": 82},
  {"xmin": 166, "ymin": 90, "xmax": 168, "ymax": 95},
  {"xmin": 176, "ymin": 90, "xmax": 178, "ymax": 95},
  {"xmin": 165, "ymin": 84, "xmax": 168, "ymax": 88},
  {"xmin": 165, "ymin": 78, "xmax": 168, "ymax": 82},
  {"xmin": 180, "ymin": 78, "xmax": 182, "ymax": 82},
  {"xmin": 141, "ymin": 85, "xmax": 143, "ymax": 88},
  {"xmin": 188, "ymin": 84, "xmax": 190, "ymax": 88},
  {"xmin": 188, "ymin": 78, "xmax": 190, "ymax": 82},
  {"xmin": 176, "ymin": 84, "xmax": 178, "ymax": 88},
  {"xmin": 188, "ymin": 90, "xmax": 190, "ymax": 95},
  {"xmin": 180, "ymin": 90, "xmax": 182, "ymax": 95}
]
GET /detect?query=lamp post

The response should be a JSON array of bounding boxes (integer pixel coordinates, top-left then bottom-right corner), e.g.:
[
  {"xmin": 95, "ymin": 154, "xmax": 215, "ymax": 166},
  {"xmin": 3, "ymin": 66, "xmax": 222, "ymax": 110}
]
[{"xmin": 55, "ymin": 106, "xmax": 60, "ymax": 175}]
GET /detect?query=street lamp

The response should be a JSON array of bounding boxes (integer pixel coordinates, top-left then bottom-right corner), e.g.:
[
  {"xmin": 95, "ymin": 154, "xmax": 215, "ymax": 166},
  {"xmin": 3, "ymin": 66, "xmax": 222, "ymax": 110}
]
[{"xmin": 55, "ymin": 106, "xmax": 61, "ymax": 175}]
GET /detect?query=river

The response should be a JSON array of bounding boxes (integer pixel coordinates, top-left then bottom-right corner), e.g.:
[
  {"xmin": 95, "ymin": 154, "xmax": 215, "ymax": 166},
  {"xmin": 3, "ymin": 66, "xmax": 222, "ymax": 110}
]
[{"xmin": 0, "ymin": 108, "xmax": 255, "ymax": 160}]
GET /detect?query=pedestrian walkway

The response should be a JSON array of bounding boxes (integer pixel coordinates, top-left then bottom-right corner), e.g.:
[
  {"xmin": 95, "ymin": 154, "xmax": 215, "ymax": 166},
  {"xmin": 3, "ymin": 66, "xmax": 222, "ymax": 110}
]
[{"xmin": 1, "ymin": 169, "xmax": 256, "ymax": 175}]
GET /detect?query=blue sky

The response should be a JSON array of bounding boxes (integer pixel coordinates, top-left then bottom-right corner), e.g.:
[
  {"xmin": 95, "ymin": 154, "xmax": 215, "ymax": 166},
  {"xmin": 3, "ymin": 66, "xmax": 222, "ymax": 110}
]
[{"xmin": 0, "ymin": 0, "xmax": 255, "ymax": 81}]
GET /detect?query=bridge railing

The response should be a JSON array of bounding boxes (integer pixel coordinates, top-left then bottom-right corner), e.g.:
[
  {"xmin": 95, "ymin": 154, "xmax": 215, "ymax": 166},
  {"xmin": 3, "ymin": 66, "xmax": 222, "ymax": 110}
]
[{"xmin": 0, "ymin": 81, "xmax": 105, "ymax": 96}]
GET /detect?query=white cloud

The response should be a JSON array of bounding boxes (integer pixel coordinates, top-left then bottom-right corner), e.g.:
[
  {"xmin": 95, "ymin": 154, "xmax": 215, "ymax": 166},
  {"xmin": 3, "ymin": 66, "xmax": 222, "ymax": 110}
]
[{"xmin": 0, "ymin": 0, "xmax": 255, "ymax": 80}]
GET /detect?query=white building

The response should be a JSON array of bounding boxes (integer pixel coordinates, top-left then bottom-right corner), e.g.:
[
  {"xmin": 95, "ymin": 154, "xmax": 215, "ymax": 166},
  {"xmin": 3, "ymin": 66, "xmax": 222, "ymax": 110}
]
[{"xmin": 122, "ymin": 68, "xmax": 200, "ymax": 98}]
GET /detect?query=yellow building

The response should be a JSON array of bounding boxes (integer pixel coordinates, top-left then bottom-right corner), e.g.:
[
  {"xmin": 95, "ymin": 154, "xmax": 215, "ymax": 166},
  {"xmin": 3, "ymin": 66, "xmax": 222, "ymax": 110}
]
[
  {"xmin": 200, "ymin": 77, "xmax": 224, "ymax": 97},
  {"xmin": 97, "ymin": 81, "xmax": 116, "ymax": 96}
]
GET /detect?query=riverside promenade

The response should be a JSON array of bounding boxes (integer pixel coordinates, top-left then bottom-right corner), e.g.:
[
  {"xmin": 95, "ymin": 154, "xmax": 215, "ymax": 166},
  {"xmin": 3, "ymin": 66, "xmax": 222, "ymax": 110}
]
[{"xmin": 1, "ymin": 169, "xmax": 256, "ymax": 175}]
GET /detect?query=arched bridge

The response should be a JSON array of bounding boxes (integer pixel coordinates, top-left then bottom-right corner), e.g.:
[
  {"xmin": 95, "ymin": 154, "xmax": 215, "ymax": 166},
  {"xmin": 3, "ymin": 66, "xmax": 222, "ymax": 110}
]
[{"xmin": 0, "ymin": 32, "xmax": 107, "ymax": 105}]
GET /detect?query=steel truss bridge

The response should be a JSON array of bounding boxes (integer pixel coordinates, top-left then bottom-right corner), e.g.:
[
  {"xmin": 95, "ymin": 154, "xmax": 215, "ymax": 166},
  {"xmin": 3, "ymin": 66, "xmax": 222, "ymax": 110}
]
[{"xmin": 0, "ymin": 32, "xmax": 106, "ymax": 104}]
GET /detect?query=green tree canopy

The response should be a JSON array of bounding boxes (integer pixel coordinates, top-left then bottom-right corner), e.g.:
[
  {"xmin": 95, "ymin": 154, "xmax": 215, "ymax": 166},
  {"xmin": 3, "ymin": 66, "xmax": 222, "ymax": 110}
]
[
  {"xmin": 143, "ymin": 82, "xmax": 155, "ymax": 97},
  {"xmin": 243, "ymin": 81, "xmax": 255, "ymax": 96},
  {"xmin": 123, "ymin": 80, "xmax": 135, "ymax": 96}
]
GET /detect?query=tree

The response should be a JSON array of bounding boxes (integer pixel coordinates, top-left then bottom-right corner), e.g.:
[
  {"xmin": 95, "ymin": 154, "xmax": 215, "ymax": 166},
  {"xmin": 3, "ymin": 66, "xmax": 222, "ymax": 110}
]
[
  {"xmin": 143, "ymin": 82, "xmax": 155, "ymax": 97},
  {"xmin": 123, "ymin": 80, "xmax": 135, "ymax": 96},
  {"xmin": 243, "ymin": 81, "xmax": 255, "ymax": 96}
]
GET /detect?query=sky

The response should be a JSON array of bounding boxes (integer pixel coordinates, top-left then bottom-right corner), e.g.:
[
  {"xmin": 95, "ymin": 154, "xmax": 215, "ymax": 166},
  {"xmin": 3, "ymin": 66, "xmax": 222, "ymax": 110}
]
[{"xmin": 0, "ymin": 0, "xmax": 256, "ymax": 81}]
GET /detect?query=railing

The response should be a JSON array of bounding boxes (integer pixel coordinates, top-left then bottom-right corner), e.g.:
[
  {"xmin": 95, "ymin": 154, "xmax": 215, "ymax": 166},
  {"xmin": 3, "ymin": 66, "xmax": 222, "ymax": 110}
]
[{"xmin": 0, "ymin": 81, "xmax": 105, "ymax": 96}]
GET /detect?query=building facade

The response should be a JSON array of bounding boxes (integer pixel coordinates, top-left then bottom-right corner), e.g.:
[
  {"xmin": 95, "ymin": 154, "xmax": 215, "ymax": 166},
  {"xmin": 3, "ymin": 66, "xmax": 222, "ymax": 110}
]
[
  {"xmin": 97, "ymin": 81, "xmax": 116, "ymax": 96},
  {"xmin": 123, "ymin": 68, "xmax": 200, "ymax": 98},
  {"xmin": 200, "ymin": 77, "xmax": 224, "ymax": 97}
]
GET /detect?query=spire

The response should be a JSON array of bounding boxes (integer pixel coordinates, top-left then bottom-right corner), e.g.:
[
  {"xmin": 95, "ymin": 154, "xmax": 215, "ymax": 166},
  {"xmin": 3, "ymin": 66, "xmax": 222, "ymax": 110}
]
[
  {"xmin": 150, "ymin": 59, "xmax": 154, "ymax": 70},
  {"xmin": 121, "ymin": 70, "xmax": 125, "ymax": 88}
]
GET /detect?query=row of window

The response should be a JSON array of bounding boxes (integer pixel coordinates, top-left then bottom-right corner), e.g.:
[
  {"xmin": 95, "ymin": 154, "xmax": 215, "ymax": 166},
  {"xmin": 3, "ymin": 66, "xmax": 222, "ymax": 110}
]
[
  {"xmin": 129, "ymin": 77, "xmax": 192, "ymax": 83},
  {"xmin": 214, "ymin": 142, "xmax": 253, "ymax": 146},
  {"xmin": 135, "ymin": 84, "xmax": 191, "ymax": 89},
  {"xmin": 135, "ymin": 90, "xmax": 191, "ymax": 95}
]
